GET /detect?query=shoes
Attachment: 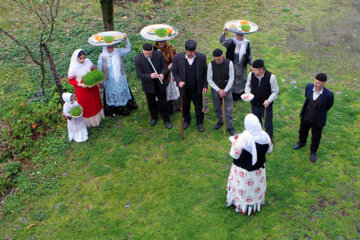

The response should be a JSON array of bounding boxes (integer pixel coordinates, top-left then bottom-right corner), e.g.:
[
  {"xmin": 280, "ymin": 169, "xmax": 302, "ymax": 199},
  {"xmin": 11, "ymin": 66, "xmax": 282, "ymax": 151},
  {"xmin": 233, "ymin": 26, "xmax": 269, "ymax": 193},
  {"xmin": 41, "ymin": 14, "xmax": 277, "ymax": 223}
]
[
  {"xmin": 214, "ymin": 121, "xmax": 223, "ymax": 130},
  {"xmin": 310, "ymin": 152, "xmax": 317, "ymax": 163},
  {"xmin": 227, "ymin": 127, "xmax": 236, "ymax": 136},
  {"xmin": 293, "ymin": 141, "xmax": 306, "ymax": 150},
  {"xmin": 165, "ymin": 122, "xmax": 172, "ymax": 129},
  {"xmin": 150, "ymin": 119, "xmax": 157, "ymax": 127},
  {"xmin": 197, "ymin": 124, "xmax": 205, "ymax": 132},
  {"xmin": 183, "ymin": 121, "xmax": 190, "ymax": 129}
]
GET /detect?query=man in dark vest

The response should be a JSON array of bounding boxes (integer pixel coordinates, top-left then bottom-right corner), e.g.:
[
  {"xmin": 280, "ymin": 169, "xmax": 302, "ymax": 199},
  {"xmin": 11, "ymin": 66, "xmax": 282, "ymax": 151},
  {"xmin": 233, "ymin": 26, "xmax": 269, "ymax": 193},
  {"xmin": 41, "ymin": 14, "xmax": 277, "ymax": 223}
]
[
  {"xmin": 207, "ymin": 48, "xmax": 236, "ymax": 135},
  {"xmin": 293, "ymin": 73, "xmax": 334, "ymax": 162},
  {"xmin": 172, "ymin": 40, "xmax": 208, "ymax": 132},
  {"xmin": 245, "ymin": 59, "xmax": 279, "ymax": 140},
  {"xmin": 134, "ymin": 43, "xmax": 172, "ymax": 129}
]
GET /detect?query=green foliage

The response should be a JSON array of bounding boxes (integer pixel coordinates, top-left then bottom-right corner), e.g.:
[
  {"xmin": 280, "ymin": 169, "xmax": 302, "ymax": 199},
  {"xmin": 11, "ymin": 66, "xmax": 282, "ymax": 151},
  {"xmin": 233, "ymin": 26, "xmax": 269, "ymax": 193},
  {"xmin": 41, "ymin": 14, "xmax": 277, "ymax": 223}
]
[
  {"xmin": 82, "ymin": 70, "xmax": 105, "ymax": 87},
  {"xmin": 69, "ymin": 106, "xmax": 82, "ymax": 117},
  {"xmin": 241, "ymin": 24, "xmax": 251, "ymax": 32},
  {"xmin": 3, "ymin": 161, "xmax": 20, "ymax": 178},
  {"xmin": 103, "ymin": 35, "xmax": 115, "ymax": 43},
  {"xmin": 154, "ymin": 28, "xmax": 168, "ymax": 38}
]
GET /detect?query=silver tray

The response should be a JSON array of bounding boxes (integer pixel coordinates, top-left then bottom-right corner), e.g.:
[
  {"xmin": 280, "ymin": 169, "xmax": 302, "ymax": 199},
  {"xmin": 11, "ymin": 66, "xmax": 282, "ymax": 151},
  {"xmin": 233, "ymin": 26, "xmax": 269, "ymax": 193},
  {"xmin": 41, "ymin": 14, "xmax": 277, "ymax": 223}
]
[
  {"xmin": 140, "ymin": 24, "xmax": 178, "ymax": 41},
  {"xmin": 88, "ymin": 31, "xmax": 125, "ymax": 46},
  {"xmin": 224, "ymin": 20, "xmax": 258, "ymax": 34}
]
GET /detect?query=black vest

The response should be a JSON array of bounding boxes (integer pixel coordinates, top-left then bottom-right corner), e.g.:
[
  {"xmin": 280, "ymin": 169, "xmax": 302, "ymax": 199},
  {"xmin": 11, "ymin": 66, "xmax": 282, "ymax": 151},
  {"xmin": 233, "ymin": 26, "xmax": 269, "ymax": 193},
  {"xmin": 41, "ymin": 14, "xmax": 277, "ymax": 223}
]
[
  {"xmin": 303, "ymin": 94, "xmax": 321, "ymax": 124},
  {"xmin": 211, "ymin": 59, "xmax": 230, "ymax": 89},
  {"xmin": 233, "ymin": 143, "xmax": 269, "ymax": 171},
  {"xmin": 250, "ymin": 70, "xmax": 272, "ymax": 107},
  {"xmin": 185, "ymin": 58, "xmax": 197, "ymax": 89}
]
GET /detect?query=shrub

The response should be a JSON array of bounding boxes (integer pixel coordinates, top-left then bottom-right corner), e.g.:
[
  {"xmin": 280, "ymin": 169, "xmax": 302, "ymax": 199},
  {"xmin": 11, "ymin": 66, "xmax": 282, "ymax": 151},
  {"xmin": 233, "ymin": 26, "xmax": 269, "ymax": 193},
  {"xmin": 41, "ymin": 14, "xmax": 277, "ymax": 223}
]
[{"xmin": 3, "ymin": 161, "xmax": 20, "ymax": 178}]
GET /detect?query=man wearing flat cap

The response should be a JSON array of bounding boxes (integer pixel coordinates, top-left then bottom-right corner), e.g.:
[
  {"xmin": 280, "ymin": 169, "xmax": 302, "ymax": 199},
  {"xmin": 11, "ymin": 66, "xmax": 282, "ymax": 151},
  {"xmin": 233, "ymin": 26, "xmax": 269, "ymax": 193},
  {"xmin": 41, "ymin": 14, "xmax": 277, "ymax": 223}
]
[
  {"xmin": 245, "ymin": 59, "xmax": 279, "ymax": 140},
  {"xmin": 172, "ymin": 39, "xmax": 208, "ymax": 132},
  {"xmin": 293, "ymin": 73, "xmax": 334, "ymax": 162},
  {"xmin": 135, "ymin": 43, "xmax": 172, "ymax": 129},
  {"xmin": 207, "ymin": 48, "xmax": 236, "ymax": 135}
]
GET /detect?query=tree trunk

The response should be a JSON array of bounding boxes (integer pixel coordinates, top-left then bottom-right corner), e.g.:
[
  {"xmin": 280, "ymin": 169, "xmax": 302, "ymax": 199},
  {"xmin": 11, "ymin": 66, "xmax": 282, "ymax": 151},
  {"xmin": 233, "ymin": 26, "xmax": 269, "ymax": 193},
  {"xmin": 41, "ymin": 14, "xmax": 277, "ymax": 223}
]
[
  {"xmin": 39, "ymin": 44, "xmax": 46, "ymax": 95},
  {"xmin": 41, "ymin": 43, "xmax": 64, "ymax": 103},
  {"xmin": 100, "ymin": 0, "xmax": 114, "ymax": 31}
]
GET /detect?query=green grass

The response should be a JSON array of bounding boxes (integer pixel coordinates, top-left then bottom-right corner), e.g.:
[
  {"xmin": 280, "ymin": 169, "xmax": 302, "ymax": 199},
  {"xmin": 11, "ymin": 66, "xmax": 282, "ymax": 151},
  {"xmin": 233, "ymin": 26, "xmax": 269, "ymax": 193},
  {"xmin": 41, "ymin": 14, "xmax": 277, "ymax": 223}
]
[{"xmin": 1, "ymin": 0, "xmax": 359, "ymax": 239}]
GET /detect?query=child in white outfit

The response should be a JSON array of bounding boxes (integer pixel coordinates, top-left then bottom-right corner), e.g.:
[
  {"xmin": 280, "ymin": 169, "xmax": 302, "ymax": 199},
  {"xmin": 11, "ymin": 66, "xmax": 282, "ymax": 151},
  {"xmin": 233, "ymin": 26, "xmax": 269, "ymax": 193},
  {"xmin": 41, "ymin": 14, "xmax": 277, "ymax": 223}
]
[{"xmin": 62, "ymin": 92, "xmax": 88, "ymax": 142}]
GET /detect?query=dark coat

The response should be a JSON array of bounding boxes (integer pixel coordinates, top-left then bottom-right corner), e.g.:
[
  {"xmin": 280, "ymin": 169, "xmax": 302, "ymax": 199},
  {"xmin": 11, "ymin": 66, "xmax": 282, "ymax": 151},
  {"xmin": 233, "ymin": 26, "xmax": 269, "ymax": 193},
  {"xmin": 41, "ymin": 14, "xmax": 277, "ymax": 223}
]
[
  {"xmin": 171, "ymin": 52, "xmax": 208, "ymax": 95},
  {"xmin": 300, "ymin": 83, "xmax": 334, "ymax": 128},
  {"xmin": 134, "ymin": 50, "xmax": 168, "ymax": 94}
]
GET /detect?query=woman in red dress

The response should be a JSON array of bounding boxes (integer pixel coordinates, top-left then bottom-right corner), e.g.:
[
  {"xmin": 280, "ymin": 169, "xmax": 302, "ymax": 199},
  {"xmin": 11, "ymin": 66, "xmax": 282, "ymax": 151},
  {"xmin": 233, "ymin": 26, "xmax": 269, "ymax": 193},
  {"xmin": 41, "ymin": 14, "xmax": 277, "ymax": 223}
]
[{"xmin": 68, "ymin": 49, "xmax": 104, "ymax": 127}]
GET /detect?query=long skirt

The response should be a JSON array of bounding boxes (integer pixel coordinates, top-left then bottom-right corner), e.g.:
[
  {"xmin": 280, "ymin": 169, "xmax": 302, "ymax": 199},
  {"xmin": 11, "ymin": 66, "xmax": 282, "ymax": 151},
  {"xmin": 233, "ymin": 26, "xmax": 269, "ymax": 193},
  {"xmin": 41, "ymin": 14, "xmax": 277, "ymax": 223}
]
[{"xmin": 226, "ymin": 163, "xmax": 266, "ymax": 215}]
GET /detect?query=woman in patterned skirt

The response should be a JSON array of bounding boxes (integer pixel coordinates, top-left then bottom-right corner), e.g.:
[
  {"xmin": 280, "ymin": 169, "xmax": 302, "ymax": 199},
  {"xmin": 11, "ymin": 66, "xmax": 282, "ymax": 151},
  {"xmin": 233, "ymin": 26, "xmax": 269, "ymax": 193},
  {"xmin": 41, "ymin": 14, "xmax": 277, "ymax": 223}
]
[{"xmin": 226, "ymin": 113, "xmax": 273, "ymax": 215}]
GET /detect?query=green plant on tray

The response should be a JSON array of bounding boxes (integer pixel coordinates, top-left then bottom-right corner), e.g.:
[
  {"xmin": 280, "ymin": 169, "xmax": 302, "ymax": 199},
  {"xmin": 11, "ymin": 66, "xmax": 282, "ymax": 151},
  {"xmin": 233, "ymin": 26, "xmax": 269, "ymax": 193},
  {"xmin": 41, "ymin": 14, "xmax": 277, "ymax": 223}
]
[
  {"xmin": 103, "ymin": 35, "xmax": 115, "ymax": 43},
  {"xmin": 70, "ymin": 106, "xmax": 82, "ymax": 117},
  {"xmin": 82, "ymin": 70, "xmax": 105, "ymax": 87},
  {"xmin": 155, "ymin": 28, "xmax": 168, "ymax": 38},
  {"xmin": 241, "ymin": 24, "xmax": 251, "ymax": 32}
]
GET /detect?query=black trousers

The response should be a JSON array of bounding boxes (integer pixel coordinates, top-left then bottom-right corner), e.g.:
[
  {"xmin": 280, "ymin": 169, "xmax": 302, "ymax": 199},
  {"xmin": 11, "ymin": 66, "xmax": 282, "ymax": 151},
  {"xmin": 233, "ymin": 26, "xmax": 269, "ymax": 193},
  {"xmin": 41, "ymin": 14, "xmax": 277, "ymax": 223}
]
[
  {"xmin": 145, "ymin": 83, "xmax": 169, "ymax": 122},
  {"xmin": 298, "ymin": 118, "xmax": 323, "ymax": 153},
  {"xmin": 183, "ymin": 88, "xmax": 203, "ymax": 125},
  {"xmin": 252, "ymin": 104, "xmax": 273, "ymax": 140}
]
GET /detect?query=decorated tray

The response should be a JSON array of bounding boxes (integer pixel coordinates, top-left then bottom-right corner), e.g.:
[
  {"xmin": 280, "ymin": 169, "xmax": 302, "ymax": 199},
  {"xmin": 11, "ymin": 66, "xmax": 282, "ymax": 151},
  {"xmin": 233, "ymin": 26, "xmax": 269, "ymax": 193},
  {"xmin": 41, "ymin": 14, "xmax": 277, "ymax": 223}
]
[
  {"xmin": 70, "ymin": 106, "xmax": 83, "ymax": 118},
  {"xmin": 224, "ymin": 20, "xmax": 258, "ymax": 34},
  {"xmin": 88, "ymin": 31, "xmax": 125, "ymax": 46},
  {"xmin": 140, "ymin": 24, "xmax": 178, "ymax": 41},
  {"xmin": 241, "ymin": 93, "xmax": 254, "ymax": 102}
]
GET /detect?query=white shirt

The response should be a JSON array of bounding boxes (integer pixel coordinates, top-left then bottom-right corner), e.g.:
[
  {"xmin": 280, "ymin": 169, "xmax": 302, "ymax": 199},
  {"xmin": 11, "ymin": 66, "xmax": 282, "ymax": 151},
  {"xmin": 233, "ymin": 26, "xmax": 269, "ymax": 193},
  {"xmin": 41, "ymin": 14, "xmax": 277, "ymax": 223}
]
[
  {"xmin": 245, "ymin": 72, "xmax": 279, "ymax": 103},
  {"xmin": 207, "ymin": 61, "xmax": 234, "ymax": 93},
  {"xmin": 312, "ymin": 88, "xmax": 323, "ymax": 101},
  {"xmin": 185, "ymin": 54, "xmax": 196, "ymax": 65}
]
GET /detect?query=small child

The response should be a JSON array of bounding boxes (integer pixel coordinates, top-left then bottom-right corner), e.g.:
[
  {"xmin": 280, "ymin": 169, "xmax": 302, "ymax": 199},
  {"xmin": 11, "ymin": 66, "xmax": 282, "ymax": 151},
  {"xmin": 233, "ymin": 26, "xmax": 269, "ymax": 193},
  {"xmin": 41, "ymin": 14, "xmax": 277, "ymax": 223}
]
[{"xmin": 62, "ymin": 92, "xmax": 88, "ymax": 142}]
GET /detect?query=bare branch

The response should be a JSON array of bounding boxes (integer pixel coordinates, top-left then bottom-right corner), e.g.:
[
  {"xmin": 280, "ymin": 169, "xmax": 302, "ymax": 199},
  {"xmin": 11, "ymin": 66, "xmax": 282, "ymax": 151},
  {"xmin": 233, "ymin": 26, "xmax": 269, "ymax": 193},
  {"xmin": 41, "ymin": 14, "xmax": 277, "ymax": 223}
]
[{"xmin": 0, "ymin": 27, "xmax": 43, "ymax": 67}]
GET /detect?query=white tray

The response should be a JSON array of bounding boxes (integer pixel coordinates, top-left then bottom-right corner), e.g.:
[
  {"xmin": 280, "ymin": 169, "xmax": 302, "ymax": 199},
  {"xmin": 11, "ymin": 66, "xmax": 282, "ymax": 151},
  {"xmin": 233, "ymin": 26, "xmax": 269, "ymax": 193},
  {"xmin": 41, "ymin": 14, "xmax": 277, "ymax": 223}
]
[
  {"xmin": 140, "ymin": 24, "xmax": 178, "ymax": 41},
  {"xmin": 88, "ymin": 31, "xmax": 125, "ymax": 46},
  {"xmin": 224, "ymin": 20, "xmax": 258, "ymax": 34}
]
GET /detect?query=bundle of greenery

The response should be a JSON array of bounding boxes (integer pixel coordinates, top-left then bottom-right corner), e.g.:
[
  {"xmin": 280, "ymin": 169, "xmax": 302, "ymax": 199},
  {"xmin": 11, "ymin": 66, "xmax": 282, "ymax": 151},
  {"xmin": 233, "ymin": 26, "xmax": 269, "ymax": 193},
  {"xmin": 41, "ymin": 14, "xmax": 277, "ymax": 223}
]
[
  {"xmin": 70, "ymin": 106, "xmax": 82, "ymax": 117},
  {"xmin": 155, "ymin": 28, "xmax": 168, "ymax": 38},
  {"xmin": 82, "ymin": 70, "xmax": 105, "ymax": 87},
  {"xmin": 103, "ymin": 35, "xmax": 115, "ymax": 43},
  {"xmin": 241, "ymin": 24, "xmax": 251, "ymax": 32}
]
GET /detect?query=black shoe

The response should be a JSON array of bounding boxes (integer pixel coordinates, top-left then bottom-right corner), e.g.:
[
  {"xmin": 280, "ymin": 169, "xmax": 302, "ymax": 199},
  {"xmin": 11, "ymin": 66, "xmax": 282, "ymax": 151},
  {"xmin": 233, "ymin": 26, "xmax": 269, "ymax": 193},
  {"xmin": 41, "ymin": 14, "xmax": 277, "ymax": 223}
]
[
  {"xmin": 293, "ymin": 142, "xmax": 306, "ymax": 150},
  {"xmin": 150, "ymin": 119, "xmax": 157, "ymax": 127},
  {"xmin": 183, "ymin": 121, "xmax": 190, "ymax": 129},
  {"xmin": 214, "ymin": 121, "xmax": 223, "ymax": 130},
  {"xmin": 197, "ymin": 124, "xmax": 205, "ymax": 132},
  {"xmin": 227, "ymin": 127, "xmax": 236, "ymax": 136},
  {"xmin": 165, "ymin": 122, "xmax": 172, "ymax": 129},
  {"xmin": 310, "ymin": 152, "xmax": 317, "ymax": 162}
]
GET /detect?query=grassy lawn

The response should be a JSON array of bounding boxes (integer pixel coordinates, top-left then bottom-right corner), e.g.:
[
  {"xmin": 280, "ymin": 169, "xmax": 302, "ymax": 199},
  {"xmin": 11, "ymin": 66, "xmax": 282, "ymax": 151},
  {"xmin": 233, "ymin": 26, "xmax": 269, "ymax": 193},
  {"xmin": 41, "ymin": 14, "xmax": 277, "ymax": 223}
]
[{"xmin": 1, "ymin": 0, "xmax": 359, "ymax": 239}]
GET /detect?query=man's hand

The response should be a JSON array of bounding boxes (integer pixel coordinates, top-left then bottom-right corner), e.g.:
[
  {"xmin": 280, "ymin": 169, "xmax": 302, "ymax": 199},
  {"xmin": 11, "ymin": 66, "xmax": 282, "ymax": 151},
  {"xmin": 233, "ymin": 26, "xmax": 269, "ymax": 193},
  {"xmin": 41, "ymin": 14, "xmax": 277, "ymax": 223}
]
[
  {"xmin": 150, "ymin": 72, "xmax": 158, "ymax": 79},
  {"xmin": 263, "ymin": 100, "xmax": 270, "ymax": 108},
  {"xmin": 202, "ymin": 88, "xmax": 208, "ymax": 95},
  {"xmin": 179, "ymin": 81, "xmax": 185, "ymax": 88},
  {"xmin": 218, "ymin": 89, "xmax": 226, "ymax": 98},
  {"xmin": 159, "ymin": 74, "xmax": 164, "ymax": 82}
]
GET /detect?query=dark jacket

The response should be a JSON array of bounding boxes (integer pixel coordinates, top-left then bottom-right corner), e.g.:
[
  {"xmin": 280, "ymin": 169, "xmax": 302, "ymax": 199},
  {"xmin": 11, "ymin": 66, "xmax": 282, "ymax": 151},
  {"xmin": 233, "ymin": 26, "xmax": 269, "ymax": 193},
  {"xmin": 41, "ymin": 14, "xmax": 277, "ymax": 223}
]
[
  {"xmin": 300, "ymin": 83, "xmax": 334, "ymax": 128},
  {"xmin": 171, "ymin": 52, "xmax": 208, "ymax": 95},
  {"xmin": 134, "ymin": 50, "xmax": 168, "ymax": 94}
]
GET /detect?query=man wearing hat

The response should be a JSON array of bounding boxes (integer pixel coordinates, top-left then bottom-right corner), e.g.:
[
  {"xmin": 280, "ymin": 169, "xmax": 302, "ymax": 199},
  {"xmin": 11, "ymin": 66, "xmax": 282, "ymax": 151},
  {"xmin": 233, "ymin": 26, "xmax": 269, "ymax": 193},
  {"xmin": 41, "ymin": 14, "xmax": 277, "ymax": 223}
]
[
  {"xmin": 245, "ymin": 59, "xmax": 279, "ymax": 140},
  {"xmin": 172, "ymin": 39, "xmax": 208, "ymax": 132},
  {"xmin": 134, "ymin": 43, "xmax": 172, "ymax": 129},
  {"xmin": 293, "ymin": 73, "xmax": 334, "ymax": 162},
  {"xmin": 207, "ymin": 48, "xmax": 236, "ymax": 135}
]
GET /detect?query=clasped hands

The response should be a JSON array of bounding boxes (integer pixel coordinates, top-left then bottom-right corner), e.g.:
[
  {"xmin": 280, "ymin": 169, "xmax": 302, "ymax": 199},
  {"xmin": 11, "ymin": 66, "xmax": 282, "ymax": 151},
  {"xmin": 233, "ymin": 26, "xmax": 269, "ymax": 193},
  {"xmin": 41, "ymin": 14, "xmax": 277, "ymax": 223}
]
[{"xmin": 151, "ymin": 72, "xmax": 164, "ymax": 82}]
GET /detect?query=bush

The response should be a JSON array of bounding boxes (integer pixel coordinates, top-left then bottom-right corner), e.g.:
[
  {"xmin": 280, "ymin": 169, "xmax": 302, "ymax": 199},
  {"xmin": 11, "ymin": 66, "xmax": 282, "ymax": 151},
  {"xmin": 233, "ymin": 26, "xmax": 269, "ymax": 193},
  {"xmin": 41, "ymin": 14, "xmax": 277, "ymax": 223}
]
[{"xmin": 3, "ymin": 161, "xmax": 20, "ymax": 178}]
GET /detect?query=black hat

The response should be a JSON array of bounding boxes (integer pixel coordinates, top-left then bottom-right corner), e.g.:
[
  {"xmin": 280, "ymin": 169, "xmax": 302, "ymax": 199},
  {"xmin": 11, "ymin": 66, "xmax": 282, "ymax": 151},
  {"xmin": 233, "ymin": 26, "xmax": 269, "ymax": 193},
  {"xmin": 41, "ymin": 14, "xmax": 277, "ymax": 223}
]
[
  {"xmin": 252, "ymin": 59, "xmax": 264, "ymax": 68},
  {"xmin": 213, "ymin": 48, "xmax": 223, "ymax": 57},
  {"xmin": 185, "ymin": 40, "xmax": 197, "ymax": 51},
  {"xmin": 142, "ymin": 43, "xmax": 153, "ymax": 51},
  {"xmin": 315, "ymin": 73, "xmax": 327, "ymax": 82}
]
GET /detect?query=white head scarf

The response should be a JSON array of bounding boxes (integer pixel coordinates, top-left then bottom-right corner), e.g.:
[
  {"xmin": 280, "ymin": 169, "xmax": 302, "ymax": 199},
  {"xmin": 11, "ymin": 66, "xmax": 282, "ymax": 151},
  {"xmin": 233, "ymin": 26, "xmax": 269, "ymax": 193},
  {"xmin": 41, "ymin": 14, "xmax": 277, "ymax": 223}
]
[
  {"xmin": 68, "ymin": 49, "xmax": 94, "ymax": 82},
  {"xmin": 232, "ymin": 34, "xmax": 249, "ymax": 63},
  {"xmin": 229, "ymin": 114, "xmax": 272, "ymax": 165},
  {"xmin": 100, "ymin": 46, "xmax": 124, "ymax": 83},
  {"xmin": 62, "ymin": 92, "xmax": 75, "ymax": 113}
]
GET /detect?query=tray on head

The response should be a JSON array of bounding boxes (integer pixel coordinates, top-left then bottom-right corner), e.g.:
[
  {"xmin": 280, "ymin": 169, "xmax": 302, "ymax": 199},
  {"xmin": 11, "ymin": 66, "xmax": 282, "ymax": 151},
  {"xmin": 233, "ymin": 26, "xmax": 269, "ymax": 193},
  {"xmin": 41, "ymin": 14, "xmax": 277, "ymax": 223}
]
[
  {"xmin": 88, "ymin": 31, "xmax": 125, "ymax": 46},
  {"xmin": 225, "ymin": 20, "xmax": 258, "ymax": 34},
  {"xmin": 140, "ymin": 24, "xmax": 178, "ymax": 41}
]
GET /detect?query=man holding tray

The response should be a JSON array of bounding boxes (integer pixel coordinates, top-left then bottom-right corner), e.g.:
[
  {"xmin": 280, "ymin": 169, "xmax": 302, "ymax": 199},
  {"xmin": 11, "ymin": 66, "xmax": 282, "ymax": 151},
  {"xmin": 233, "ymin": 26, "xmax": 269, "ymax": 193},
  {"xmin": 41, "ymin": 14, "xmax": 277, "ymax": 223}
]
[
  {"xmin": 245, "ymin": 59, "xmax": 279, "ymax": 140},
  {"xmin": 293, "ymin": 73, "xmax": 334, "ymax": 163},
  {"xmin": 207, "ymin": 48, "xmax": 236, "ymax": 135},
  {"xmin": 135, "ymin": 43, "xmax": 172, "ymax": 129},
  {"xmin": 172, "ymin": 40, "xmax": 208, "ymax": 132}
]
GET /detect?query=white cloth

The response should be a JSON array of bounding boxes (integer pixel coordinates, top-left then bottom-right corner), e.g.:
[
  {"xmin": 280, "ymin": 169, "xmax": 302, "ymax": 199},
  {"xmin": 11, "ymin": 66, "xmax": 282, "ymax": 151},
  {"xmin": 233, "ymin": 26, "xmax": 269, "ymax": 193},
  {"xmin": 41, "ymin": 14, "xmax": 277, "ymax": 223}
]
[
  {"xmin": 100, "ymin": 47, "xmax": 122, "ymax": 83},
  {"xmin": 166, "ymin": 73, "xmax": 180, "ymax": 101},
  {"xmin": 185, "ymin": 54, "xmax": 196, "ymax": 65},
  {"xmin": 312, "ymin": 88, "xmax": 323, "ymax": 100},
  {"xmin": 68, "ymin": 49, "xmax": 94, "ymax": 82},
  {"xmin": 229, "ymin": 114, "xmax": 272, "ymax": 165},
  {"xmin": 232, "ymin": 34, "xmax": 249, "ymax": 64},
  {"xmin": 62, "ymin": 92, "xmax": 88, "ymax": 142}
]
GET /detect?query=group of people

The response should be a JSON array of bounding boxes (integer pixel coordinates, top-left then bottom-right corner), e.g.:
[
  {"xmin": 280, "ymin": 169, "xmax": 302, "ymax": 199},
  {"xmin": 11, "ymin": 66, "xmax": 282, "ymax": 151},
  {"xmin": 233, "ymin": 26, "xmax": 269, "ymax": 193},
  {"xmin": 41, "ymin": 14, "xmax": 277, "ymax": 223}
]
[{"xmin": 62, "ymin": 29, "xmax": 334, "ymax": 215}]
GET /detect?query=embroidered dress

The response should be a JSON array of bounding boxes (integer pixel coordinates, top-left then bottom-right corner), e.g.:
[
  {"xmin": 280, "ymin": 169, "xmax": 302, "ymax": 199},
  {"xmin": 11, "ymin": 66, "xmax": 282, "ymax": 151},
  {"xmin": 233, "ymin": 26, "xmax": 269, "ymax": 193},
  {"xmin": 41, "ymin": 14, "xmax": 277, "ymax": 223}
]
[
  {"xmin": 98, "ymin": 40, "xmax": 137, "ymax": 116},
  {"xmin": 62, "ymin": 93, "xmax": 88, "ymax": 142},
  {"xmin": 68, "ymin": 49, "xmax": 104, "ymax": 127},
  {"xmin": 226, "ymin": 114, "xmax": 272, "ymax": 215}
]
